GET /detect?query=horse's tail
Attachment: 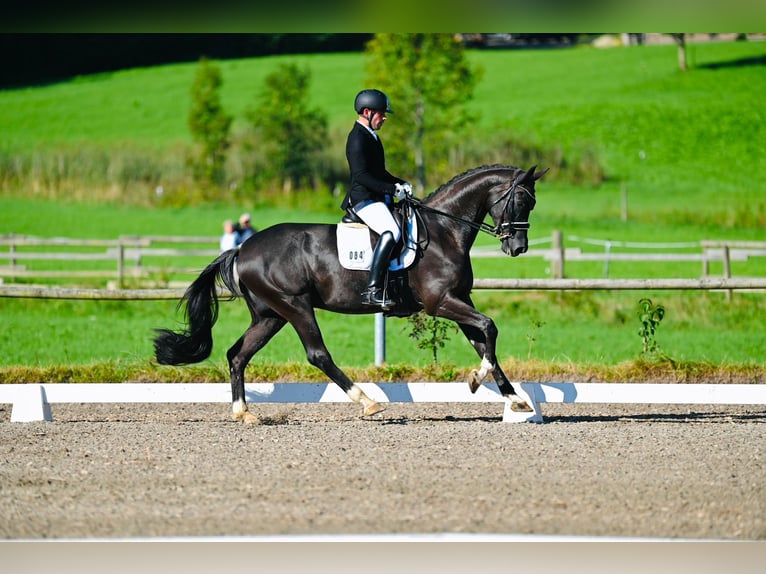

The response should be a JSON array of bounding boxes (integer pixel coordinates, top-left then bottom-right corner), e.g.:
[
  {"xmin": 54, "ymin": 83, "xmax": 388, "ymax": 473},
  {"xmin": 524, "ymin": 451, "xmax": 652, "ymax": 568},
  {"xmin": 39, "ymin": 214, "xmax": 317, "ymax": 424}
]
[{"xmin": 153, "ymin": 249, "xmax": 240, "ymax": 365}]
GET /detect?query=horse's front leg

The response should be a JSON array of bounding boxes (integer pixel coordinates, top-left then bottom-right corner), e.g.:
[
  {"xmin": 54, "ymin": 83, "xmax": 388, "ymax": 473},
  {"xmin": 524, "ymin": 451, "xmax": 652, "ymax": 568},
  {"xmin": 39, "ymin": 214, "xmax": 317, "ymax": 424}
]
[
  {"xmin": 455, "ymin": 321, "xmax": 500, "ymax": 393},
  {"xmin": 429, "ymin": 294, "xmax": 502, "ymax": 391},
  {"xmin": 457, "ymin": 320, "xmax": 532, "ymax": 413},
  {"xmin": 490, "ymin": 362, "xmax": 532, "ymax": 413}
]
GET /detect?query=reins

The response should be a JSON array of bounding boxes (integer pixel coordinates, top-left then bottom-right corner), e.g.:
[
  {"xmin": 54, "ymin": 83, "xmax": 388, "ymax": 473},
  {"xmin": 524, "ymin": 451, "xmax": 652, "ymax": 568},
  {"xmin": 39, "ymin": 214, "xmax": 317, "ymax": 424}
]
[
  {"xmin": 406, "ymin": 196, "xmax": 500, "ymax": 237},
  {"xmin": 405, "ymin": 173, "xmax": 533, "ymax": 241}
]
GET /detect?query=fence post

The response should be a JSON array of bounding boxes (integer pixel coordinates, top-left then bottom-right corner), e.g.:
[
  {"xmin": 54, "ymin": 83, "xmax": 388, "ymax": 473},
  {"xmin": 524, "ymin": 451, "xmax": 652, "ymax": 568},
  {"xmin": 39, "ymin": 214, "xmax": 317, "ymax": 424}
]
[
  {"xmin": 9, "ymin": 233, "xmax": 17, "ymax": 272},
  {"xmin": 118, "ymin": 240, "xmax": 125, "ymax": 286},
  {"xmin": 723, "ymin": 244, "xmax": 732, "ymax": 302},
  {"xmin": 702, "ymin": 244, "xmax": 710, "ymax": 278},
  {"xmin": 551, "ymin": 230, "xmax": 564, "ymax": 279}
]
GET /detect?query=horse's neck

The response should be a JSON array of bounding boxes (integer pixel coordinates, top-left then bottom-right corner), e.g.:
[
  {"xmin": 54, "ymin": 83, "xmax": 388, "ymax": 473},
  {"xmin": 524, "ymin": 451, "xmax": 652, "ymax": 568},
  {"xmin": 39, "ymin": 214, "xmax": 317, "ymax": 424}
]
[
  {"xmin": 423, "ymin": 174, "xmax": 499, "ymax": 249},
  {"xmin": 429, "ymin": 172, "xmax": 497, "ymax": 221}
]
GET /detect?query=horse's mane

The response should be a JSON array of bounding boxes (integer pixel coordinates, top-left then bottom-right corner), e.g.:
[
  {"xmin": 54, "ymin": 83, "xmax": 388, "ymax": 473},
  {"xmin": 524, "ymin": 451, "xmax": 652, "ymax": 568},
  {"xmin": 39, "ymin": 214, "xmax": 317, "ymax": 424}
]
[{"xmin": 422, "ymin": 164, "xmax": 520, "ymax": 202}]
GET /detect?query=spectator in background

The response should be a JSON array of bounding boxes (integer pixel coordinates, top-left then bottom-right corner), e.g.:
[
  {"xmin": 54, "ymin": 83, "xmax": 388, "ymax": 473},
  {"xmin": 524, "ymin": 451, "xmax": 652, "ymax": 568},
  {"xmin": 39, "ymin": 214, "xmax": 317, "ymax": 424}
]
[
  {"xmin": 235, "ymin": 212, "xmax": 256, "ymax": 246},
  {"xmin": 220, "ymin": 219, "xmax": 237, "ymax": 252}
]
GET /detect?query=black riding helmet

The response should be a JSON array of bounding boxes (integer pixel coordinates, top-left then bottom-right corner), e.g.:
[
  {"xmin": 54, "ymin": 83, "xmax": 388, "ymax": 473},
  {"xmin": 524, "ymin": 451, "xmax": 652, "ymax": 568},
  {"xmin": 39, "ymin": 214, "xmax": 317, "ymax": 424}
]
[{"xmin": 354, "ymin": 89, "xmax": 394, "ymax": 115}]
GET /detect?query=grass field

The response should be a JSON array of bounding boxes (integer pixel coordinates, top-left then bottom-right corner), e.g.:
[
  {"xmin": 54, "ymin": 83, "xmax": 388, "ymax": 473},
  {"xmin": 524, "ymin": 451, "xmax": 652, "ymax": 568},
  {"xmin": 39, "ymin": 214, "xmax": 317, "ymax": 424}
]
[{"xmin": 1, "ymin": 37, "xmax": 765, "ymax": 379}]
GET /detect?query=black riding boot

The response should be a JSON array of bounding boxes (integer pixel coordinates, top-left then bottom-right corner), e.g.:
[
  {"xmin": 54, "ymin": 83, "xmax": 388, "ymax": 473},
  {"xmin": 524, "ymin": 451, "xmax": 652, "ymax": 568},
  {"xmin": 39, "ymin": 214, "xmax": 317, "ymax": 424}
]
[{"xmin": 361, "ymin": 231, "xmax": 396, "ymax": 309}]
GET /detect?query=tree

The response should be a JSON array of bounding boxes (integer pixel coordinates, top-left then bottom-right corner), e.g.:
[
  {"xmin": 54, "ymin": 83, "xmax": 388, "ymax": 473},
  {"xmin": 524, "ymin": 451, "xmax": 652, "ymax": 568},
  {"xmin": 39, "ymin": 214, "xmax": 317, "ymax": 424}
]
[
  {"xmin": 247, "ymin": 63, "xmax": 328, "ymax": 192},
  {"xmin": 363, "ymin": 34, "xmax": 481, "ymax": 191},
  {"xmin": 188, "ymin": 58, "xmax": 232, "ymax": 187}
]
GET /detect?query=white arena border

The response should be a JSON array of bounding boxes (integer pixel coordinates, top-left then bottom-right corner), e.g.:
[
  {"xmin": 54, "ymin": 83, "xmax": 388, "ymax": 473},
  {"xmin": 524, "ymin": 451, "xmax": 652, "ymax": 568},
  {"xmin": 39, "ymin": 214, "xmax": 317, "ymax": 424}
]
[{"xmin": 2, "ymin": 381, "xmax": 764, "ymax": 423}]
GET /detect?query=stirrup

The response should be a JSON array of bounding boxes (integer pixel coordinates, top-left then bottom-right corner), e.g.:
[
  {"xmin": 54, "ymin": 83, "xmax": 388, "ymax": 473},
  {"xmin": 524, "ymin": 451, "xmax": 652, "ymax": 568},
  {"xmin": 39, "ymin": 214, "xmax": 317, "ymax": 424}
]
[{"xmin": 361, "ymin": 287, "xmax": 395, "ymax": 309}]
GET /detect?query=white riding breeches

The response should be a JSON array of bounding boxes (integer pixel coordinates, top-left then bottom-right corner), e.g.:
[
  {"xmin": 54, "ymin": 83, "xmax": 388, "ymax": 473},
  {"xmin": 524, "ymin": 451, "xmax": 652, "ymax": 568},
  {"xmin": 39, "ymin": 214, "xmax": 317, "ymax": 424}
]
[{"xmin": 353, "ymin": 200, "xmax": 401, "ymax": 242}]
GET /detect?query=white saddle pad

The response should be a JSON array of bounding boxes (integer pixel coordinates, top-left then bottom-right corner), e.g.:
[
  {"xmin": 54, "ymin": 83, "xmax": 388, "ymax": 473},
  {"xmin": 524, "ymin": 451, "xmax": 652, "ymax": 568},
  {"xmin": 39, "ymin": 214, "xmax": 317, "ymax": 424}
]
[{"xmin": 336, "ymin": 212, "xmax": 418, "ymax": 271}]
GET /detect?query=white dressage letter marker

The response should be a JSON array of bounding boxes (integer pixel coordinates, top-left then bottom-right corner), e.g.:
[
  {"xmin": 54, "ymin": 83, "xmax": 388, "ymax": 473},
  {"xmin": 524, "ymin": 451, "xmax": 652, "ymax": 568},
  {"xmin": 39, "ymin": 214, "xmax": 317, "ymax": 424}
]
[{"xmin": 11, "ymin": 385, "xmax": 52, "ymax": 422}]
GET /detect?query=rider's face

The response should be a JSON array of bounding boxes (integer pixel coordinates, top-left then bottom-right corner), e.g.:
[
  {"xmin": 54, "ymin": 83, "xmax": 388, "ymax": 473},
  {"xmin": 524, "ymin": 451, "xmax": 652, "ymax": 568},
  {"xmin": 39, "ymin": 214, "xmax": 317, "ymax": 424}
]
[{"xmin": 366, "ymin": 109, "xmax": 387, "ymax": 130}]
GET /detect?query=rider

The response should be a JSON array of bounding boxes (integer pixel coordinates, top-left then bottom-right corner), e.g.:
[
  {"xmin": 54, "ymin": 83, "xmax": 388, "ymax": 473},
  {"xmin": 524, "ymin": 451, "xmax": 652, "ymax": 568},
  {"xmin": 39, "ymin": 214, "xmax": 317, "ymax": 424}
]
[{"xmin": 342, "ymin": 88, "xmax": 413, "ymax": 309}]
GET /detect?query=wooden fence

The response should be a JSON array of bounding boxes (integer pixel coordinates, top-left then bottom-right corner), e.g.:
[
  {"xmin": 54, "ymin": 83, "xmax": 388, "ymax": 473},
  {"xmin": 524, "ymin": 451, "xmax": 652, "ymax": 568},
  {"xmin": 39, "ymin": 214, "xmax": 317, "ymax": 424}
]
[
  {"xmin": 2, "ymin": 231, "xmax": 766, "ymax": 291},
  {"xmin": 470, "ymin": 231, "xmax": 766, "ymax": 280},
  {"xmin": 0, "ymin": 234, "xmax": 220, "ymax": 284}
]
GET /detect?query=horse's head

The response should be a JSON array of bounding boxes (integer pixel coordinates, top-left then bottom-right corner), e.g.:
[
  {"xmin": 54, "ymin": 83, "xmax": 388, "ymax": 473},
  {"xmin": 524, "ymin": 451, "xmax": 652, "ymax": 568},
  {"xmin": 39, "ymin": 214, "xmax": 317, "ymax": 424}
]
[{"xmin": 489, "ymin": 165, "xmax": 548, "ymax": 257}]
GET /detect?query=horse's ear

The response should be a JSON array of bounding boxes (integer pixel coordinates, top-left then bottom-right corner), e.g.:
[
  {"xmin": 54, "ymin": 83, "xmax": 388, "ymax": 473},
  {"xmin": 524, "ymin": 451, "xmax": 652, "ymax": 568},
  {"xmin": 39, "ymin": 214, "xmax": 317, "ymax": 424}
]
[
  {"xmin": 534, "ymin": 167, "xmax": 550, "ymax": 181},
  {"xmin": 518, "ymin": 165, "xmax": 536, "ymax": 184}
]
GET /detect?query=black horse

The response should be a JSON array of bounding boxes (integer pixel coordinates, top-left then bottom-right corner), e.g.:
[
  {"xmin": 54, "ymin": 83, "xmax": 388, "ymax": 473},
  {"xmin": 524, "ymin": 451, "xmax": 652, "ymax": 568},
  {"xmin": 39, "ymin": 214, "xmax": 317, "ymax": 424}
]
[{"xmin": 154, "ymin": 164, "xmax": 547, "ymax": 422}]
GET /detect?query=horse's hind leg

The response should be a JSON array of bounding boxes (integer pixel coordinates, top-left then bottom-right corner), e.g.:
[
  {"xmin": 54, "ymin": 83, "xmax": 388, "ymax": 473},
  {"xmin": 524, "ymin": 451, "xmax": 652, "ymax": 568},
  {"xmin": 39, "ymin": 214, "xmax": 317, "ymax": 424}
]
[
  {"xmin": 228, "ymin": 311, "xmax": 287, "ymax": 424},
  {"xmin": 270, "ymin": 297, "xmax": 385, "ymax": 417},
  {"xmin": 299, "ymin": 324, "xmax": 385, "ymax": 417}
]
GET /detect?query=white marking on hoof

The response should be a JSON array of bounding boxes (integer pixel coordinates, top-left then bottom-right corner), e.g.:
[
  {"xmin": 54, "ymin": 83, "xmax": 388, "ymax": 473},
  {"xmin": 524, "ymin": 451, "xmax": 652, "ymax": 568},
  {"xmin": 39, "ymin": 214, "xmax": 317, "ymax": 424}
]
[
  {"xmin": 348, "ymin": 384, "xmax": 385, "ymax": 417},
  {"xmin": 232, "ymin": 399, "xmax": 248, "ymax": 421},
  {"xmin": 347, "ymin": 384, "xmax": 363, "ymax": 403},
  {"xmin": 478, "ymin": 356, "xmax": 494, "ymax": 378},
  {"xmin": 468, "ymin": 356, "xmax": 494, "ymax": 393}
]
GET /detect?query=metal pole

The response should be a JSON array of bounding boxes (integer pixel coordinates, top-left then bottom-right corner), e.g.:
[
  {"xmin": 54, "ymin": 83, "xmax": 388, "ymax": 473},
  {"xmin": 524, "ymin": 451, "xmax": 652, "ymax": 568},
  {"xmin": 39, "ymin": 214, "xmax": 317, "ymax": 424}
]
[{"xmin": 374, "ymin": 312, "xmax": 386, "ymax": 365}]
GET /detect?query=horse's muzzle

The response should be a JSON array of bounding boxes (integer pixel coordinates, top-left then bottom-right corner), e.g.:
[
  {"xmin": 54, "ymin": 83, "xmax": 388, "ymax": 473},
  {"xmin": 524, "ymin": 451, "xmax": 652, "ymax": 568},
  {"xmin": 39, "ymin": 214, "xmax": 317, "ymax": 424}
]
[{"xmin": 502, "ymin": 234, "xmax": 528, "ymax": 257}]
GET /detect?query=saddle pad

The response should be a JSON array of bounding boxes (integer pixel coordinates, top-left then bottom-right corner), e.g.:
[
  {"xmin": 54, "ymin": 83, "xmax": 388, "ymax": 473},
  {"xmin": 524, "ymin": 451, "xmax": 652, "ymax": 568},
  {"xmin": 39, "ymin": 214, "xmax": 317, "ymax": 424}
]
[
  {"xmin": 336, "ymin": 215, "xmax": 419, "ymax": 271},
  {"xmin": 336, "ymin": 223, "xmax": 373, "ymax": 270}
]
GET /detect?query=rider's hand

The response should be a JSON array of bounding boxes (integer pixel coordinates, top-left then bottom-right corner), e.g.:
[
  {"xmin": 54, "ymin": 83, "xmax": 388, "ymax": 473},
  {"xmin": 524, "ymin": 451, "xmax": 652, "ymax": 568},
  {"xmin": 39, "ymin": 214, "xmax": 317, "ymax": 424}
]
[{"xmin": 394, "ymin": 182, "xmax": 413, "ymax": 200}]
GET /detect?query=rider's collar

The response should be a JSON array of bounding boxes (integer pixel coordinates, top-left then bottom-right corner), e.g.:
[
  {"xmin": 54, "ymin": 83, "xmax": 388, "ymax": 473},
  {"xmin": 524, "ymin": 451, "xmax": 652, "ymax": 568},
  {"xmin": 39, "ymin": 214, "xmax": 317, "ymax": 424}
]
[{"xmin": 357, "ymin": 119, "xmax": 379, "ymax": 139}]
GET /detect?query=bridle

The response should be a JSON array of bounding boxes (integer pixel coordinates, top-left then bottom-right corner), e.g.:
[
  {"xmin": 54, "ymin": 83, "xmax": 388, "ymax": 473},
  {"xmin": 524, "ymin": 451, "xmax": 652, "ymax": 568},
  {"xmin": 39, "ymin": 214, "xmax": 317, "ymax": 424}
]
[
  {"xmin": 488, "ymin": 175, "xmax": 536, "ymax": 240},
  {"xmin": 407, "ymin": 172, "xmax": 535, "ymax": 241}
]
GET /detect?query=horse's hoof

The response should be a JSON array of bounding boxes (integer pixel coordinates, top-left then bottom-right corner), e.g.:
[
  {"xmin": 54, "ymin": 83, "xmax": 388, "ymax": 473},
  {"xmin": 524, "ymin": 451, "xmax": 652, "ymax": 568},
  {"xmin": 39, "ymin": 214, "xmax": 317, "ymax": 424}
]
[
  {"xmin": 510, "ymin": 399, "xmax": 533, "ymax": 413},
  {"xmin": 362, "ymin": 402, "xmax": 386, "ymax": 417},
  {"xmin": 232, "ymin": 410, "xmax": 259, "ymax": 424},
  {"xmin": 468, "ymin": 370, "xmax": 481, "ymax": 394},
  {"xmin": 243, "ymin": 412, "xmax": 259, "ymax": 425}
]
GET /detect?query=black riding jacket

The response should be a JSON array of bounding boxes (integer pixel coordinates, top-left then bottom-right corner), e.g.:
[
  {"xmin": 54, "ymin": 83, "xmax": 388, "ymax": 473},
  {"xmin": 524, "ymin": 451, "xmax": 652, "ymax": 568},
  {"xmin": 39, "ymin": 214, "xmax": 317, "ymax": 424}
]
[{"xmin": 341, "ymin": 121, "xmax": 406, "ymax": 211}]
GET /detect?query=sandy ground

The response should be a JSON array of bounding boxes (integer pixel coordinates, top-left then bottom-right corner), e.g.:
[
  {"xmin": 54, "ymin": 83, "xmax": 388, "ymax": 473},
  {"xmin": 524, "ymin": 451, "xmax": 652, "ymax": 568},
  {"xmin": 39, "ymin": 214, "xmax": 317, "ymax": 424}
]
[{"xmin": 0, "ymin": 400, "xmax": 764, "ymax": 540}]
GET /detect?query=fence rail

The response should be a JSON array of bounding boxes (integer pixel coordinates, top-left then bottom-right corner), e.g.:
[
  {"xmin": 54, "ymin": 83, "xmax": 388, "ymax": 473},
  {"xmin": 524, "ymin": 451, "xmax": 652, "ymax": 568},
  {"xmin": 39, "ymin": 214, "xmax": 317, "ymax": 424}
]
[
  {"xmin": 470, "ymin": 232, "xmax": 766, "ymax": 280},
  {"xmin": 2, "ymin": 232, "xmax": 766, "ymax": 289},
  {"xmin": 0, "ymin": 234, "xmax": 219, "ymax": 283},
  {"xmin": 2, "ymin": 276, "xmax": 766, "ymax": 301}
]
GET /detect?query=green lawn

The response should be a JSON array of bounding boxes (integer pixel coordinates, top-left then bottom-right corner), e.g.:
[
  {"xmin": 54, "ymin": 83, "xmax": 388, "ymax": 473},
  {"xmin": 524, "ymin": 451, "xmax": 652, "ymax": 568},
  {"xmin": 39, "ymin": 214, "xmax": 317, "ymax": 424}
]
[{"xmin": 1, "ymin": 38, "xmax": 765, "ymax": 374}]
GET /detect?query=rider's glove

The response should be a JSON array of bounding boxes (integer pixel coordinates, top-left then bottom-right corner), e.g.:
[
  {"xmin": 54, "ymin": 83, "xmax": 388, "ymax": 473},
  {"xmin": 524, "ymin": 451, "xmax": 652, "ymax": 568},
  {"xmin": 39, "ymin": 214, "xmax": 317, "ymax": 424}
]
[{"xmin": 394, "ymin": 182, "xmax": 413, "ymax": 200}]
